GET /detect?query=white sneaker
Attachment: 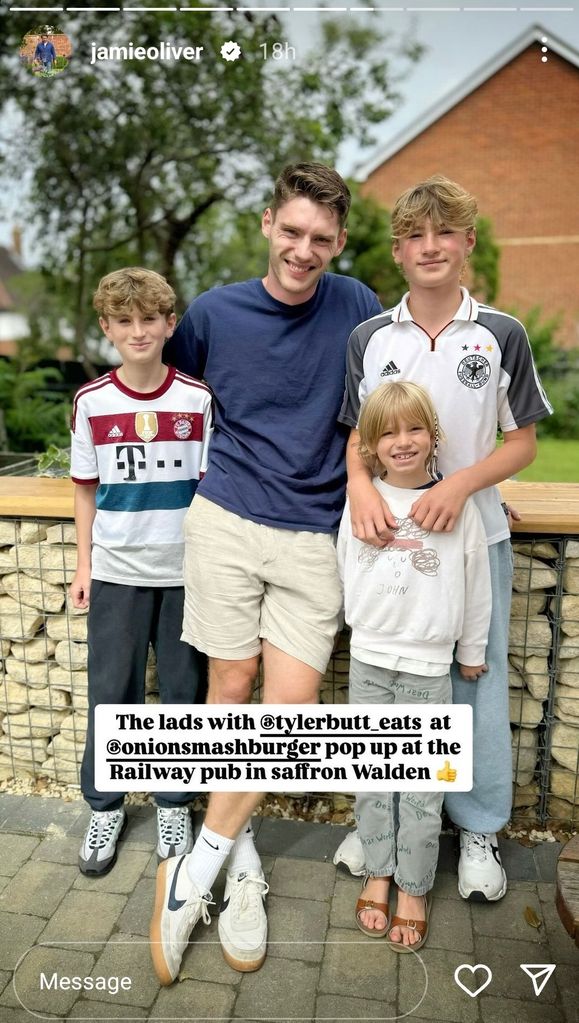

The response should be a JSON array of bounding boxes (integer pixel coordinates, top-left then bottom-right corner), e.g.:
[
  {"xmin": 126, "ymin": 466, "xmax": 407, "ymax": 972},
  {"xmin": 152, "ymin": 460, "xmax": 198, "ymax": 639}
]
[
  {"xmin": 333, "ymin": 829, "xmax": 366, "ymax": 877},
  {"xmin": 150, "ymin": 854, "xmax": 212, "ymax": 986},
  {"xmin": 458, "ymin": 830, "xmax": 507, "ymax": 902},
  {"xmin": 78, "ymin": 808, "xmax": 127, "ymax": 876},
  {"xmin": 156, "ymin": 806, "xmax": 193, "ymax": 861},
  {"xmin": 218, "ymin": 870, "xmax": 269, "ymax": 972}
]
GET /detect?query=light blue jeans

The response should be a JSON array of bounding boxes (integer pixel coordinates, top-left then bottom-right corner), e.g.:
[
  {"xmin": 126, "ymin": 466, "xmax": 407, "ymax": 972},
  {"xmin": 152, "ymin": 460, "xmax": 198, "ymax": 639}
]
[
  {"xmin": 445, "ymin": 538, "xmax": 513, "ymax": 833},
  {"xmin": 349, "ymin": 656, "xmax": 452, "ymax": 895}
]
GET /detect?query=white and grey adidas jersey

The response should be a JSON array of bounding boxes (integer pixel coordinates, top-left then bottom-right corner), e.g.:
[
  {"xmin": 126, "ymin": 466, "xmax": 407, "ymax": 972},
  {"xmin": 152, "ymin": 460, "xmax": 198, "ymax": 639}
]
[{"xmin": 339, "ymin": 288, "xmax": 552, "ymax": 545}]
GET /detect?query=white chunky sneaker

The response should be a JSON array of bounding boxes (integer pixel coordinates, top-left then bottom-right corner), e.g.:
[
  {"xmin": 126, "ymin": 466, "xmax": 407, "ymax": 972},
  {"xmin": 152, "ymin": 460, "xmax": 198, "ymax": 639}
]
[
  {"xmin": 333, "ymin": 829, "xmax": 366, "ymax": 877},
  {"xmin": 150, "ymin": 854, "xmax": 212, "ymax": 986},
  {"xmin": 78, "ymin": 808, "xmax": 127, "ymax": 876},
  {"xmin": 218, "ymin": 870, "xmax": 269, "ymax": 972},
  {"xmin": 458, "ymin": 830, "xmax": 507, "ymax": 902},
  {"xmin": 156, "ymin": 806, "xmax": 193, "ymax": 861}
]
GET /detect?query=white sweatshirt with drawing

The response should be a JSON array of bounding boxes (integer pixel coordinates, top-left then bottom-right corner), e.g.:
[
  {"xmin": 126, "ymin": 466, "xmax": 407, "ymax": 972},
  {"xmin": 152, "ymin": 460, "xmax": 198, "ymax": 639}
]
[{"xmin": 337, "ymin": 478, "xmax": 492, "ymax": 670}]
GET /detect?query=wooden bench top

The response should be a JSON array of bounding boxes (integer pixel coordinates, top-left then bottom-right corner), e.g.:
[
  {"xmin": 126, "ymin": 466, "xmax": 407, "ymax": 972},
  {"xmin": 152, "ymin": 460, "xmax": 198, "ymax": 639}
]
[{"xmin": 1, "ymin": 478, "xmax": 579, "ymax": 534}]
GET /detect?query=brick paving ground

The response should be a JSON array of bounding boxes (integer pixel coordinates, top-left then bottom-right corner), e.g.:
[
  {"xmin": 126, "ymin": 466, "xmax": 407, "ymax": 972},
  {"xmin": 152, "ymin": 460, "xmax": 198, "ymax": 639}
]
[{"xmin": 0, "ymin": 793, "xmax": 577, "ymax": 1022}]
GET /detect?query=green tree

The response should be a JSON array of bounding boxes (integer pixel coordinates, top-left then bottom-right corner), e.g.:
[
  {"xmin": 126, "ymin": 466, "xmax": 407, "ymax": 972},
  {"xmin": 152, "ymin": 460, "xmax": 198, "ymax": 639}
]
[
  {"xmin": 518, "ymin": 307, "xmax": 579, "ymax": 439},
  {"xmin": 0, "ymin": 361, "xmax": 70, "ymax": 452},
  {"xmin": 2, "ymin": 7, "xmax": 422, "ymax": 370}
]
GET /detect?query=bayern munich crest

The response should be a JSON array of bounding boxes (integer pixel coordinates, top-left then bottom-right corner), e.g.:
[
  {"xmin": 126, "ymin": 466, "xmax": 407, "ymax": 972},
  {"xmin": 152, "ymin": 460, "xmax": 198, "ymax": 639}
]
[
  {"xmin": 457, "ymin": 354, "xmax": 491, "ymax": 389},
  {"xmin": 173, "ymin": 418, "xmax": 193, "ymax": 440}
]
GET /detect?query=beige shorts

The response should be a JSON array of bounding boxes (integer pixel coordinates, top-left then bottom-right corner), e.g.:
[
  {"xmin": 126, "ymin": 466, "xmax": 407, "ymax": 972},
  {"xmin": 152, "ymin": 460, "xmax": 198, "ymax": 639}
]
[{"xmin": 182, "ymin": 495, "xmax": 342, "ymax": 673}]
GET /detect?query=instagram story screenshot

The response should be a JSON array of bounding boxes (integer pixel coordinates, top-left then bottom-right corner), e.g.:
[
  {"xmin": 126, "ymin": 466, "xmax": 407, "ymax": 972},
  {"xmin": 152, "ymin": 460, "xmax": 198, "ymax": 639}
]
[{"xmin": 0, "ymin": 0, "xmax": 579, "ymax": 1020}]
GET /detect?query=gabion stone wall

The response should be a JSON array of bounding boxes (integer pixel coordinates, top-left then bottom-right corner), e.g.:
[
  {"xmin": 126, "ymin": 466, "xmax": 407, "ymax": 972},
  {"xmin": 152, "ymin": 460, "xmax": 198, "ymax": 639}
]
[{"xmin": 0, "ymin": 517, "xmax": 578, "ymax": 826}]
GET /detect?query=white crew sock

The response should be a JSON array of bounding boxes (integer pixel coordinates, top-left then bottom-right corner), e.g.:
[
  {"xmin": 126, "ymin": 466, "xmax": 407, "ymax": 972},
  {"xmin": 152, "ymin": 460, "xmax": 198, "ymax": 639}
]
[
  {"xmin": 185, "ymin": 825, "xmax": 235, "ymax": 895},
  {"xmin": 227, "ymin": 819, "xmax": 262, "ymax": 876}
]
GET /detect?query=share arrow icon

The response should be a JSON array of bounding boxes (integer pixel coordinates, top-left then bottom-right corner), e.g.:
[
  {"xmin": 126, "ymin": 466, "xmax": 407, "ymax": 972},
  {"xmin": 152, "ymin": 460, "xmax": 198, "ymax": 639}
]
[{"xmin": 520, "ymin": 964, "xmax": 556, "ymax": 996}]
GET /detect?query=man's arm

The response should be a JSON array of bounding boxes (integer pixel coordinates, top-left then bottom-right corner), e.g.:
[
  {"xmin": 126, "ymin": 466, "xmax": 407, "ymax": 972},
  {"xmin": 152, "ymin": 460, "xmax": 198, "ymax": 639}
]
[
  {"xmin": 410, "ymin": 423, "xmax": 537, "ymax": 533},
  {"xmin": 346, "ymin": 428, "xmax": 399, "ymax": 544},
  {"xmin": 69, "ymin": 484, "xmax": 97, "ymax": 609}
]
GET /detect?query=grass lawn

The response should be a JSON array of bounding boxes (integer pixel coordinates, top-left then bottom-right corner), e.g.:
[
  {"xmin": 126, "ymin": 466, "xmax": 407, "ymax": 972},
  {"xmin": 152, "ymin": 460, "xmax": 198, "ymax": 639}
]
[{"xmin": 516, "ymin": 438, "xmax": 579, "ymax": 483}]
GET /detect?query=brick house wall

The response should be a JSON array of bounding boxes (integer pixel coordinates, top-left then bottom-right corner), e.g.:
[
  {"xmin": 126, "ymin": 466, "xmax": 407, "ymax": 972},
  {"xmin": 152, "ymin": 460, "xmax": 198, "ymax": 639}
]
[
  {"xmin": 20, "ymin": 33, "xmax": 73, "ymax": 62},
  {"xmin": 361, "ymin": 46, "xmax": 579, "ymax": 348}
]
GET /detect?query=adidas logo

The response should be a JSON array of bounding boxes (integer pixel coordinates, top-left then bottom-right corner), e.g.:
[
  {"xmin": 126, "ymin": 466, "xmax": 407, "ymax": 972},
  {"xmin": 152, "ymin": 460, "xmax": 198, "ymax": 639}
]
[
  {"xmin": 380, "ymin": 361, "xmax": 400, "ymax": 377},
  {"xmin": 107, "ymin": 425, "xmax": 123, "ymax": 438}
]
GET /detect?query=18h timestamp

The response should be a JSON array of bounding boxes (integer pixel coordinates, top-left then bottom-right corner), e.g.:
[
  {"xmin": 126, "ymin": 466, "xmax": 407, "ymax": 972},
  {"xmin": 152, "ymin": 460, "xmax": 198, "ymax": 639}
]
[{"xmin": 260, "ymin": 41, "xmax": 296, "ymax": 60}]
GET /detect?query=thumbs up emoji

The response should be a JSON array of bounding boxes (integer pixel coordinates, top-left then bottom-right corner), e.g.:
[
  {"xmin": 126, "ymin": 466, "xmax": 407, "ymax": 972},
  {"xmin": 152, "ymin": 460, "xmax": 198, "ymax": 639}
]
[{"xmin": 437, "ymin": 760, "xmax": 457, "ymax": 782}]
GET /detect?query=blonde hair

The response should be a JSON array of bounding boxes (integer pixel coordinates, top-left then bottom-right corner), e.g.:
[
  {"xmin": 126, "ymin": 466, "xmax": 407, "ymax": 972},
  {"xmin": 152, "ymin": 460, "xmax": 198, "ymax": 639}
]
[
  {"xmin": 358, "ymin": 381, "xmax": 444, "ymax": 479},
  {"xmin": 93, "ymin": 267, "xmax": 176, "ymax": 320},
  {"xmin": 391, "ymin": 174, "xmax": 477, "ymax": 240}
]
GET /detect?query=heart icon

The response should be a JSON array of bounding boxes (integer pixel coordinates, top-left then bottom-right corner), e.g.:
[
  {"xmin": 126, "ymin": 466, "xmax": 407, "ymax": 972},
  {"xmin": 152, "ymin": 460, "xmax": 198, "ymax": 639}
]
[{"xmin": 454, "ymin": 963, "xmax": 493, "ymax": 998}]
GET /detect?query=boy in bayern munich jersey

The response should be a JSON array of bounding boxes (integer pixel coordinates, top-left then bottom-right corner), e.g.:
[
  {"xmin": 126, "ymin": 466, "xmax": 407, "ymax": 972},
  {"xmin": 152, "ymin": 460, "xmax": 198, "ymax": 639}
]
[{"xmin": 70, "ymin": 268, "xmax": 212, "ymax": 876}]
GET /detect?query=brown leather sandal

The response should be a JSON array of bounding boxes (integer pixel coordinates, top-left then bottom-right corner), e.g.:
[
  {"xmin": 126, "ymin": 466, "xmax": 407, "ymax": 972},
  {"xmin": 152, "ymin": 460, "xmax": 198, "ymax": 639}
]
[
  {"xmin": 355, "ymin": 877, "xmax": 390, "ymax": 938},
  {"xmin": 387, "ymin": 894, "xmax": 431, "ymax": 953}
]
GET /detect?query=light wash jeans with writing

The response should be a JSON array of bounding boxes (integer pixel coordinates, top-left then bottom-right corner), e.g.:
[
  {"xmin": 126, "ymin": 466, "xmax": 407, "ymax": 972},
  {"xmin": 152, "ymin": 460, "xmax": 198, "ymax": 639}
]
[{"xmin": 349, "ymin": 656, "xmax": 452, "ymax": 895}]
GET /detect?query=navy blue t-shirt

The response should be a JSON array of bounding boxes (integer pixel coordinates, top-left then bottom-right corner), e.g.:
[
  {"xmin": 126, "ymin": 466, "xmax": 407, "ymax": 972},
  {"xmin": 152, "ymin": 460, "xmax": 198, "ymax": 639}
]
[{"xmin": 164, "ymin": 274, "xmax": 381, "ymax": 533}]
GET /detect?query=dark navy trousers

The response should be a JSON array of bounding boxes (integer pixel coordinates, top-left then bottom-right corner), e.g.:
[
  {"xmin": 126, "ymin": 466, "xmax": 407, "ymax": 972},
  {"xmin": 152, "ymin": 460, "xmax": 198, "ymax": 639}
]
[{"xmin": 81, "ymin": 580, "xmax": 207, "ymax": 811}]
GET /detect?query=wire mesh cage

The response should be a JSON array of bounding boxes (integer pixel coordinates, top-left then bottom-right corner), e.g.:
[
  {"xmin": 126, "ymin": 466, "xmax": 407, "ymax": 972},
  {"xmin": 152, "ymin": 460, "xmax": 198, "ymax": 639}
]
[{"xmin": 1, "ymin": 514, "xmax": 578, "ymax": 829}]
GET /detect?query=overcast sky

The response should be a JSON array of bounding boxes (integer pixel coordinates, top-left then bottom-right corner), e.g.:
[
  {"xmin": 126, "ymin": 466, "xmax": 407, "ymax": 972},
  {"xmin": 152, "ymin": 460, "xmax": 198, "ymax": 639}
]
[
  {"xmin": 276, "ymin": 1, "xmax": 579, "ymax": 174},
  {"xmin": 2, "ymin": 1, "xmax": 578, "ymax": 254}
]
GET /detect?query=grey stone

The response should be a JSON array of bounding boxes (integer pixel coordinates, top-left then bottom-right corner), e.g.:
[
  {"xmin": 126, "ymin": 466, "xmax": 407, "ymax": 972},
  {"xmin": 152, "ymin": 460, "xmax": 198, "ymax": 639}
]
[
  {"xmin": 318, "ymin": 927, "xmax": 396, "ymax": 1001},
  {"xmin": 267, "ymin": 894, "xmax": 329, "ymax": 962},
  {"xmin": 471, "ymin": 888, "xmax": 547, "ymax": 943},
  {"xmin": 0, "ymin": 795, "xmax": 83, "ymax": 834},
  {"xmin": 0, "ymin": 860, "xmax": 78, "ymax": 918},
  {"xmin": 268, "ymin": 857, "xmax": 335, "ymax": 901},
  {"xmin": 481, "ymin": 997, "xmax": 564, "ymax": 1023},
  {"xmin": 533, "ymin": 840, "xmax": 562, "ymax": 882},
  {"xmin": 234, "ymin": 957, "xmax": 318, "ymax": 1020},
  {"xmin": 398, "ymin": 949, "xmax": 478, "ymax": 1022},
  {"xmin": 7, "ymin": 944, "xmax": 94, "ymax": 1015},
  {"xmin": 537, "ymin": 882, "xmax": 579, "ymax": 966},
  {"xmin": 67, "ymin": 1000, "xmax": 147, "ymax": 1019},
  {"xmin": 39, "ymin": 890, "xmax": 126, "ymax": 945},
  {"xmin": 498, "ymin": 837, "xmax": 538, "ymax": 881},
  {"xmin": 474, "ymin": 935, "xmax": 556, "ymax": 1001},
  {"xmin": 329, "ymin": 875, "xmax": 362, "ymax": 930},
  {"xmin": 117, "ymin": 877, "xmax": 155, "ymax": 936},
  {"xmin": 0, "ymin": 970, "xmax": 11, "ymax": 997},
  {"xmin": 30, "ymin": 835, "xmax": 82, "ymax": 865},
  {"xmin": 86, "ymin": 934, "xmax": 160, "ymax": 1006},
  {"xmin": 427, "ymin": 897, "xmax": 474, "ymax": 953},
  {"xmin": 0, "ymin": 911, "xmax": 45, "ymax": 971},
  {"xmin": 0, "ymin": 795, "xmax": 27, "ymax": 828},
  {"xmin": 431, "ymin": 872, "xmax": 462, "ymax": 900},
  {"xmin": 315, "ymin": 993, "xmax": 397, "ymax": 1021},
  {"xmin": 73, "ymin": 849, "xmax": 151, "ymax": 895},
  {"xmin": 0, "ymin": 834, "xmax": 40, "ymax": 876},
  {"xmin": 0, "ymin": 1010, "xmax": 61, "ymax": 1022},
  {"xmin": 152, "ymin": 977, "xmax": 236, "ymax": 1019},
  {"xmin": 178, "ymin": 915, "xmax": 243, "ymax": 985},
  {"xmin": 554, "ymin": 962, "xmax": 579, "ymax": 1022},
  {"xmin": 256, "ymin": 818, "xmax": 340, "ymax": 862},
  {"xmin": 121, "ymin": 810, "xmax": 157, "ymax": 848},
  {"xmin": 143, "ymin": 849, "xmax": 160, "ymax": 879}
]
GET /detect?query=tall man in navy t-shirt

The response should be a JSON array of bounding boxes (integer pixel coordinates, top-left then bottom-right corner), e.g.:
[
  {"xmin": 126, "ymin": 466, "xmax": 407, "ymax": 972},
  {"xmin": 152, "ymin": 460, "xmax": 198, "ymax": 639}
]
[{"xmin": 150, "ymin": 163, "xmax": 381, "ymax": 985}]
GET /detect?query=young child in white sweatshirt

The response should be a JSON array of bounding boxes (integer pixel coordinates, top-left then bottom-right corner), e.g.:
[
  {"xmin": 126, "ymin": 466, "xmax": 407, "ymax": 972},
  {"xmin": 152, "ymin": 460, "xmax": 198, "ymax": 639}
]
[{"xmin": 337, "ymin": 380, "xmax": 491, "ymax": 951}]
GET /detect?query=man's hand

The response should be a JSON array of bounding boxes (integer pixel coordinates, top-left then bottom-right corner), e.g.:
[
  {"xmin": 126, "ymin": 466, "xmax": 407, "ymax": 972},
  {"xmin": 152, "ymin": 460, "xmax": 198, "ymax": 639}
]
[
  {"xmin": 69, "ymin": 570, "xmax": 91, "ymax": 609},
  {"xmin": 459, "ymin": 662, "xmax": 488, "ymax": 681},
  {"xmin": 348, "ymin": 477, "xmax": 398, "ymax": 547},
  {"xmin": 410, "ymin": 475, "xmax": 470, "ymax": 533}
]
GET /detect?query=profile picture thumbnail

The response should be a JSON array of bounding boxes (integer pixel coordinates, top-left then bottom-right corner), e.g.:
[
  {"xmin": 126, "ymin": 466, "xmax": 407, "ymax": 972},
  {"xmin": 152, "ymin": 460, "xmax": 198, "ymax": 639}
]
[{"xmin": 19, "ymin": 25, "xmax": 72, "ymax": 78}]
